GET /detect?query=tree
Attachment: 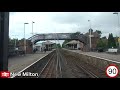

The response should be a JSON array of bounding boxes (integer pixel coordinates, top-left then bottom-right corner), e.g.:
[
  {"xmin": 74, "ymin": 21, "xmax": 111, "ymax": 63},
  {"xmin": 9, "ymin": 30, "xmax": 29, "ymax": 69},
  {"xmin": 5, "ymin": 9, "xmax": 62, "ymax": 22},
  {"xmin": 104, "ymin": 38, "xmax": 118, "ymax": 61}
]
[
  {"xmin": 53, "ymin": 43, "xmax": 61, "ymax": 48},
  {"xmin": 102, "ymin": 36, "xmax": 107, "ymax": 39},
  {"xmin": 70, "ymin": 31, "xmax": 81, "ymax": 39},
  {"xmin": 108, "ymin": 33, "xmax": 116, "ymax": 48},
  {"xmin": 62, "ymin": 40, "xmax": 71, "ymax": 48},
  {"xmin": 9, "ymin": 37, "xmax": 19, "ymax": 47},
  {"xmin": 95, "ymin": 30, "xmax": 102, "ymax": 37},
  {"xmin": 56, "ymin": 44, "xmax": 61, "ymax": 48},
  {"xmin": 114, "ymin": 36, "xmax": 119, "ymax": 48},
  {"xmin": 97, "ymin": 38, "xmax": 107, "ymax": 49}
]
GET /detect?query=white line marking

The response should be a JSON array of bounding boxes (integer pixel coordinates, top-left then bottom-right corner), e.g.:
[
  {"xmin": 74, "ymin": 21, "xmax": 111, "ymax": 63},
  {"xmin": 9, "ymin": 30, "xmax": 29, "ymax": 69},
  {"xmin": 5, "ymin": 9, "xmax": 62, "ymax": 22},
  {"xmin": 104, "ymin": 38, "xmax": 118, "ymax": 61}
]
[
  {"xmin": 11, "ymin": 50, "xmax": 55, "ymax": 78},
  {"xmin": 63, "ymin": 48, "xmax": 120, "ymax": 64}
]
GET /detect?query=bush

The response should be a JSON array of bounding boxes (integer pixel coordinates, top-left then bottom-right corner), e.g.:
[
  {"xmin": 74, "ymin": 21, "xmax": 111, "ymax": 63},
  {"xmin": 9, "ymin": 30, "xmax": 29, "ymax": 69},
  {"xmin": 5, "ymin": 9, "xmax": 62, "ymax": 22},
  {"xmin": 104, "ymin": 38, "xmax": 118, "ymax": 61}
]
[{"xmin": 97, "ymin": 47, "xmax": 104, "ymax": 52}]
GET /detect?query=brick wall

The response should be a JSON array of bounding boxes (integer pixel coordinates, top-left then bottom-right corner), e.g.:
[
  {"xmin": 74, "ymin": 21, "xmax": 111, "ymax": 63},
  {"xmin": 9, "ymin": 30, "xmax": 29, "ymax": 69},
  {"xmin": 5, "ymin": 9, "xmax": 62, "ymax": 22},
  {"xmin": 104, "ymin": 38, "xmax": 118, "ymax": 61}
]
[{"xmin": 18, "ymin": 40, "xmax": 33, "ymax": 54}]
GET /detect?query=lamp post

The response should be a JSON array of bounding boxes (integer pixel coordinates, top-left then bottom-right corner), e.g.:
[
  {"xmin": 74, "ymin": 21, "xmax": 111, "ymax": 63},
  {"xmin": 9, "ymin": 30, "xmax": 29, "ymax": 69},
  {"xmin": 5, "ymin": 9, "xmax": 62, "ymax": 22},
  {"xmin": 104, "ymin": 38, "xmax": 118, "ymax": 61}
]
[
  {"xmin": 113, "ymin": 12, "xmax": 120, "ymax": 48},
  {"xmin": 113, "ymin": 12, "xmax": 119, "ymax": 31},
  {"xmin": 32, "ymin": 21, "xmax": 35, "ymax": 53},
  {"xmin": 24, "ymin": 23, "xmax": 29, "ymax": 55},
  {"xmin": 88, "ymin": 20, "xmax": 92, "ymax": 51}
]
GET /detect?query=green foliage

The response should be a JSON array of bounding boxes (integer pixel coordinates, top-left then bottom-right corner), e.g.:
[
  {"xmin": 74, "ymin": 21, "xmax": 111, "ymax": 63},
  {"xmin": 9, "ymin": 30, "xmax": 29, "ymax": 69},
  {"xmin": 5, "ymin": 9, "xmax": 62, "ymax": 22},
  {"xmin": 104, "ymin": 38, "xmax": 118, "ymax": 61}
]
[
  {"xmin": 114, "ymin": 36, "xmax": 119, "ymax": 48},
  {"xmin": 9, "ymin": 37, "xmax": 19, "ymax": 47},
  {"xmin": 102, "ymin": 36, "xmax": 107, "ymax": 39},
  {"xmin": 62, "ymin": 40, "xmax": 71, "ymax": 48},
  {"xmin": 97, "ymin": 38, "xmax": 107, "ymax": 48},
  {"xmin": 95, "ymin": 30, "xmax": 102, "ymax": 37},
  {"xmin": 96, "ymin": 30, "xmax": 102, "ymax": 35},
  {"xmin": 70, "ymin": 31, "xmax": 81, "ymax": 39},
  {"xmin": 97, "ymin": 33, "xmax": 117, "ymax": 49},
  {"xmin": 56, "ymin": 44, "xmax": 61, "ymax": 48},
  {"xmin": 53, "ymin": 43, "xmax": 61, "ymax": 48},
  {"xmin": 108, "ymin": 33, "xmax": 116, "ymax": 48}
]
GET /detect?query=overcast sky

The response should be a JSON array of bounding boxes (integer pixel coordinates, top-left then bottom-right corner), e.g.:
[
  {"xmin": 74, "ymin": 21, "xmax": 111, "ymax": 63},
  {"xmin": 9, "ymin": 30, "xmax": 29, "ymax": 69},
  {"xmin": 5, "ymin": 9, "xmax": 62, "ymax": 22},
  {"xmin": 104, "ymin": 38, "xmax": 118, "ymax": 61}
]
[{"xmin": 9, "ymin": 12, "xmax": 120, "ymax": 44}]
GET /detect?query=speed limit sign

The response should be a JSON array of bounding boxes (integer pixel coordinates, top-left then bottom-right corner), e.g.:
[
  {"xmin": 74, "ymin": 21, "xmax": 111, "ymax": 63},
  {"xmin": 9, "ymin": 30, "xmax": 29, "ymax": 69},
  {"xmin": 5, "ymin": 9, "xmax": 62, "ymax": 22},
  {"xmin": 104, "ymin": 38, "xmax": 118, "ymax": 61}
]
[{"xmin": 106, "ymin": 64, "xmax": 119, "ymax": 78}]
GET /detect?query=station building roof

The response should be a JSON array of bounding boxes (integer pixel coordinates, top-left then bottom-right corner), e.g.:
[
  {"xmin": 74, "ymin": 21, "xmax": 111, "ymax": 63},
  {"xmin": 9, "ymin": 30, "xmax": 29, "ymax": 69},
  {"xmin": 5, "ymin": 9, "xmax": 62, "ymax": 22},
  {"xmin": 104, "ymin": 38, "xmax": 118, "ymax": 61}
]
[
  {"xmin": 66, "ymin": 40, "xmax": 80, "ymax": 45},
  {"xmin": 42, "ymin": 40, "xmax": 55, "ymax": 45}
]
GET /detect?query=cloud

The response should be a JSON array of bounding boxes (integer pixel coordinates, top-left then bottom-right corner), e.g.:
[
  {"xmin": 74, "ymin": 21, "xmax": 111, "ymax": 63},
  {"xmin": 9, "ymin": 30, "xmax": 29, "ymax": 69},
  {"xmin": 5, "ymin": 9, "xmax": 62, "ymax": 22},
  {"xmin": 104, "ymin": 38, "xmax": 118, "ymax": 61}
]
[{"xmin": 9, "ymin": 12, "xmax": 120, "ymax": 42}]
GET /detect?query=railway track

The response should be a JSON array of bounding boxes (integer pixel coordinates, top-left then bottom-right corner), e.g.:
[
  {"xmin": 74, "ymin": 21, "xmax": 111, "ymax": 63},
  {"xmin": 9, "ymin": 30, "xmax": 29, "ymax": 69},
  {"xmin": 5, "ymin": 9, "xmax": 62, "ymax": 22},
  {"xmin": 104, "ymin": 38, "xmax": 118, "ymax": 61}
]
[
  {"xmin": 69, "ymin": 52, "xmax": 105, "ymax": 78},
  {"xmin": 75, "ymin": 64, "xmax": 99, "ymax": 78},
  {"xmin": 56, "ymin": 49, "xmax": 62, "ymax": 78},
  {"xmin": 60, "ymin": 49, "xmax": 99, "ymax": 78},
  {"xmin": 13, "ymin": 49, "xmax": 102, "ymax": 78},
  {"xmin": 38, "ymin": 53, "xmax": 56, "ymax": 78},
  {"xmin": 38, "ymin": 49, "xmax": 99, "ymax": 78},
  {"xmin": 38, "ymin": 49, "xmax": 62, "ymax": 78}
]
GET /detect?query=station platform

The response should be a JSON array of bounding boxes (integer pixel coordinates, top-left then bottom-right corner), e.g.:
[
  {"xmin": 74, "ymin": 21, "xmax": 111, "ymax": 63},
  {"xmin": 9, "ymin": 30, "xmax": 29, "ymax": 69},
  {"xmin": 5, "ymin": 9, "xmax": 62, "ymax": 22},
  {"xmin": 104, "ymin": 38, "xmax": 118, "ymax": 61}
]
[
  {"xmin": 8, "ymin": 51, "xmax": 53, "ymax": 73},
  {"xmin": 66, "ymin": 49, "xmax": 120, "ymax": 63}
]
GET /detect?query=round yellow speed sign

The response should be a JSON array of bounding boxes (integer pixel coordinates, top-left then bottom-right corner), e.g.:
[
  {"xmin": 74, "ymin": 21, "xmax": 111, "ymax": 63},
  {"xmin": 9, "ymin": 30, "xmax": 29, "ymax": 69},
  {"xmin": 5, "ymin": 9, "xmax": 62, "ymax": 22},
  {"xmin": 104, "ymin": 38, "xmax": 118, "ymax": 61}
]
[{"xmin": 118, "ymin": 37, "xmax": 120, "ymax": 43}]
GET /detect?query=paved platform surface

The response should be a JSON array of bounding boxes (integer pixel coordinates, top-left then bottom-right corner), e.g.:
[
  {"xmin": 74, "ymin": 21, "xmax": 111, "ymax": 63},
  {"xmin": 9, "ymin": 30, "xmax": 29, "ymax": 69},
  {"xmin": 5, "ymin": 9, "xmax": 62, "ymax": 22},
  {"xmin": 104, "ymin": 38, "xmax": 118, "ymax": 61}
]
[
  {"xmin": 8, "ymin": 51, "xmax": 53, "ymax": 73},
  {"xmin": 67, "ymin": 49, "xmax": 120, "ymax": 62}
]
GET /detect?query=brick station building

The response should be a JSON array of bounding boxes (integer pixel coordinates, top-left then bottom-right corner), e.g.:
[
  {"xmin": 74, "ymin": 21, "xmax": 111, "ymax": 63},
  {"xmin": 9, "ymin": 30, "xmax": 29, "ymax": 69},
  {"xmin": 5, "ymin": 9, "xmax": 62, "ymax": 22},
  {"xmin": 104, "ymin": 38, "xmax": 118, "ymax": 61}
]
[
  {"xmin": 84, "ymin": 29, "xmax": 100, "ymax": 51},
  {"xmin": 18, "ymin": 39, "xmax": 33, "ymax": 54}
]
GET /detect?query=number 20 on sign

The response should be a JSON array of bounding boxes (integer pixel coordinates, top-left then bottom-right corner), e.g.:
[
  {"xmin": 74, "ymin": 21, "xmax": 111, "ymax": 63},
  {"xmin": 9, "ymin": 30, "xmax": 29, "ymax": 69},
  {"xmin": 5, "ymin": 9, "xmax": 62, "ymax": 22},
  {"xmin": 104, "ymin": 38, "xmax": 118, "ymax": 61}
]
[{"xmin": 106, "ymin": 64, "xmax": 119, "ymax": 78}]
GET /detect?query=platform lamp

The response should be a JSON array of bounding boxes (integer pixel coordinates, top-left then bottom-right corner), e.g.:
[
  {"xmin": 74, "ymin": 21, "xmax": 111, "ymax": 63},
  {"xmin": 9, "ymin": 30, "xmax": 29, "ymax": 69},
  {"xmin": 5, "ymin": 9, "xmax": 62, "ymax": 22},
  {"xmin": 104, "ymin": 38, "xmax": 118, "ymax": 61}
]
[
  {"xmin": 113, "ymin": 12, "xmax": 120, "ymax": 48},
  {"xmin": 24, "ymin": 23, "xmax": 29, "ymax": 55}
]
